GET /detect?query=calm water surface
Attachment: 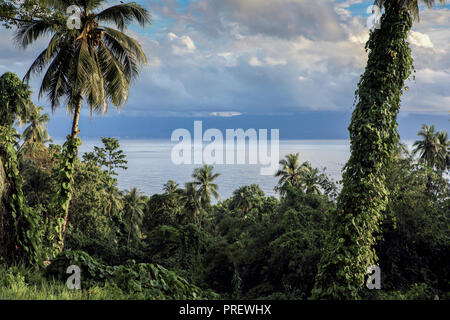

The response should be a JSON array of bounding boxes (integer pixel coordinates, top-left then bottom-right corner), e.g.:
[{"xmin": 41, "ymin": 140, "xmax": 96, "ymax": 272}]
[{"xmin": 67, "ymin": 139, "xmax": 352, "ymax": 199}]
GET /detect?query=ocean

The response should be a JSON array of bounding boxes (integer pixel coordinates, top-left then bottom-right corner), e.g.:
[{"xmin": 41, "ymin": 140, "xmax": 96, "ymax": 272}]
[{"xmin": 71, "ymin": 139, "xmax": 351, "ymax": 199}]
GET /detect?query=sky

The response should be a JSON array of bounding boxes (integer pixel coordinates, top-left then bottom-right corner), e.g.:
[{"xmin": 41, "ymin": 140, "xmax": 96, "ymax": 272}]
[{"xmin": 0, "ymin": 0, "xmax": 449, "ymax": 139}]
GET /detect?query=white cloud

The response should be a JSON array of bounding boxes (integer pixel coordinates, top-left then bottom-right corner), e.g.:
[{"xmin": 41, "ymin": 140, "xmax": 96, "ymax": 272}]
[
  {"xmin": 249, "ymin": 56, "xmax": 263, "ymax": 67},
  {"xmin": 415, "ymin": 68, "xmax": 450, "ymax": 84},
  {"xmin": 408, "ymin": 31, "xmax": 434, "ymax": 48},
  {"xmin": 335, "ymin": 0, "xmax": 364, "ymax": 20},
  {"xmin": 265, "ymin": 57, "xmax": 287, "ymax": 66},
  {"xmin": 210, "ymin": 112, "xmax": 243, "ymax": 117},
  {"xmin": 168, "ymin": 32, "xmax": 196, "ymax": 55}
]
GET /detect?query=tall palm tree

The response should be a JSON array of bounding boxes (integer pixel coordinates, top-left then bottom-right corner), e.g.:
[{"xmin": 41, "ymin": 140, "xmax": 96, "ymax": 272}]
[
  {"xmin": 123, "ymin": 187, "xmax": 146, "ymax": 248},
  {"xmin": 17, "ymin": 0, "xmax": 149, "ymax": 133},
  {"xmin": 275, "ymin": 153, "xmax": 308, "ymax": 193},
  {"xmin": 192, "ymin": 165, "xmax": 220, "ymax": 205},
  {"xmin": 15, "ymin": 0, "xmax": 150, "ymax": 249},
  {"xmin": 313, "ymin": 0, "xmax": 446, "ymax": 300},
  {"xmin": 21, "ymin": 105, "xmax": 51, "ymax": 151}
]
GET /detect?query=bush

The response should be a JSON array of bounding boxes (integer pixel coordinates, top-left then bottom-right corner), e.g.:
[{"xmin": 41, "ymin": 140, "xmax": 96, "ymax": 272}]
[
  {"xmin": 366, "ymin": 283, "xmax": 441, "ymax": 300},
  {"xmin": 45, "ymin": 250, "xmax": 218, "ymax": 300}
]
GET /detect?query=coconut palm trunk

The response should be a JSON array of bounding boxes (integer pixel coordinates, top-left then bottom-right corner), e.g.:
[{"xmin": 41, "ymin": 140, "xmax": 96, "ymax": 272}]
[{"xmin": 71, "ymin": 96, "xmax": 83, "ymax": 140}]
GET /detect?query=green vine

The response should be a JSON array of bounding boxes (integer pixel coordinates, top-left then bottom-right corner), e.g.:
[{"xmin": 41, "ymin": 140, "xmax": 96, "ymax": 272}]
[
  {"xmin": 0, "ymin": 125, "xmax": 41, "ymax": 266},
  {"xmin": 49, "ymin": 135, "xmax": 81, "ymax": 255},
  {"xmin": 312, "ymin": 2, "xmax": 414, "ymax": 300}
]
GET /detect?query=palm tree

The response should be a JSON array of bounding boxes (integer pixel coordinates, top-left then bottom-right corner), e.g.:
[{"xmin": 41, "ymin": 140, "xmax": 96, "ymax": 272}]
[
  {"xmin": 275, "ymin": 153, "xmax": 308, "ymax": 194},
  {"xmin": 192, "ymin": 165, "xmax": 220, "ymax": 205},
  {"xmin": 163, "ymin": 180, "xmax": 179, "ymax": 195},
  {"xmin": 436, "ymin": 131, "xmax": 449, "ymax": 171},
  {"xmin": 123, "ymin": 187, "xmax": 146, "ymax": 248},
  {"xmin": 413, "ymin": 125, "xmax": 449, "ymax": 171},
  {"xmin": 183, "ymin": 182, "xmax": 202, "ymax": 225},
  {"xmin": 20, "ymin": 105, "xmax": 51, "ymax": 151},
  {"xmin": 231, "ymin": 185, "xmax": 264, "ymax": 216},
  {"xmin": 300, "ymin": 164, "xmax": 322, "ymax": 195},
  {"xmin": 232, "ymin": 186, "xmax": 252, "ymax": 216},
  {"xmin": 15, "ymin": 0, "xmax": 150, "ymax": 249},
  {"xmin": 313, "ymin": 0, "xmax": 447, "ymax": 299},
  {"xmin": 103, "ymin": 183, "xmax": 123, "ymax": 218},
  {"xmin": 413, "ymin": 124, "xmax": 441, "ymax": 168},
  {"xmin": 17, "ymin": 0, "xmax": 149, "ymax": 134}
]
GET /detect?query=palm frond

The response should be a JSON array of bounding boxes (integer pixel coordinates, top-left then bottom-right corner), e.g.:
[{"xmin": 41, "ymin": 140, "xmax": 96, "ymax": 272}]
[
  {"xmin": 97, "ymin": 42, "xmax": 130, "ymax": 108},
  {"xmin": 96, "ymin": 3, "xmax": 150, "ymax": 31},
  {"xmin": 14, "ymin": 20, "xmax": 58, "ymax": 49},
  {"xmin": 102, "ymin": 27, "xmax": 147, "ymax": 65},
  {"xmin": 39, "ymin": 0, "xmax": 75, "ymax": 10},
  {"xmin": 373, "ymin": 0, "xmax": 446, "ymax": 20},
  {"xmin": 101, "ymin": 29, "xmax": 141, "ymax": 82},
  {"xmin": 23, "ymin": 33, "xmax": 62, "ymax": 83},
  {"xmin": 38, "ymin": 44, "xmax": 72, "ymax": 110}
]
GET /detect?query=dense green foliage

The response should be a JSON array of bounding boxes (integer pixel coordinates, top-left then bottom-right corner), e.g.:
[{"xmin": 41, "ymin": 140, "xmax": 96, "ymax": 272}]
[
  {"xmin": 3, "ymin": 117, "xmax": 448, "ymax": 300},
  {"xmin": 0, "ymin": 117, "xmax": 448, "ymax": 299},
  {"xmin": 44, "ymin": 250, "xmax": 216, "ymax": 299},
  {"xmin": 0, "ymin": 72, "xmax": 41, "ymax": 266}
]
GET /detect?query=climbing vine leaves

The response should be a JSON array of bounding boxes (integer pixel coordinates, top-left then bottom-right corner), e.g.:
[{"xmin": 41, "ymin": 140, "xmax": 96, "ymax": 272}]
[
  {"xmin": 49, "ymin": 136, "xmax": 82, "ymax": 255},
  {"xmin": 0, "ymin": 126, "xmax": 41, "ymax": 266},
  {"xmin": 312, "ymin": 2, "xmax": 414, "ymax": 299}
]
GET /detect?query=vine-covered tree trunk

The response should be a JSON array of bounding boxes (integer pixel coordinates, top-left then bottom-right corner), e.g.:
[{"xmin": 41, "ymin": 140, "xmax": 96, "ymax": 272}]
[
  {"xmin": 0, "ymin": 155, "xmax": 14, "ymax": 263},
  {"xmin": 53, "ymin": 96, "xmax": 82, "ymax": 252},
  {"xmin": 0, "ymin": 128, "xmax": 41, "ymax": 266},
  {"xmin": 0, "ymin": 73, "xmax": 41, "ymax": 266},
  {"xmin": 312, "ymin": 2, "xmax": 414, "ymax": 300}
]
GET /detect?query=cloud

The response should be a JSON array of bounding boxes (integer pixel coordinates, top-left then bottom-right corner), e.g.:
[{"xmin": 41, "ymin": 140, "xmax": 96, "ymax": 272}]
[
  {"xmin": 265, "ymin": 57, "xmax": 287, "ymax": 66},
  {"xmin": 335, "ymin": 0, "xmax": 364, "ymax": 20},
  {"xmin": 408, "ymin": 31, "xmax": 434, "ymax": 48},
  {"xmin": 187, "ymin": 0, "xmax": 347, "ymax": 40},
  {"xmin": 167, "ymin": 32, "xmax": 196, "ymax": 55},
  {"xmin": 0, "ymin": 0, "xmax": 448, "ymax": 120},
  {"xmin": 248, "ymin": 56, "xmax": 263, "ymax": 67},
  {"xmin": 210, "ymin": 112, "xmax": 243, "ymax": 117},
  {"xmin": 118, "ymin": 0, "xmax": 448, "ymax": 116},
  {"xmin": 415, "ymin": 68, "xmax": 450, "ymax": 84}
]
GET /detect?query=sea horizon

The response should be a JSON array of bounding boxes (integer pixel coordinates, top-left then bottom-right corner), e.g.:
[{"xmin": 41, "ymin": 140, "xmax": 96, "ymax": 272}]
[{"xmin": 50, "ymin": 138, "xmax": 417, "ymax": 200}]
